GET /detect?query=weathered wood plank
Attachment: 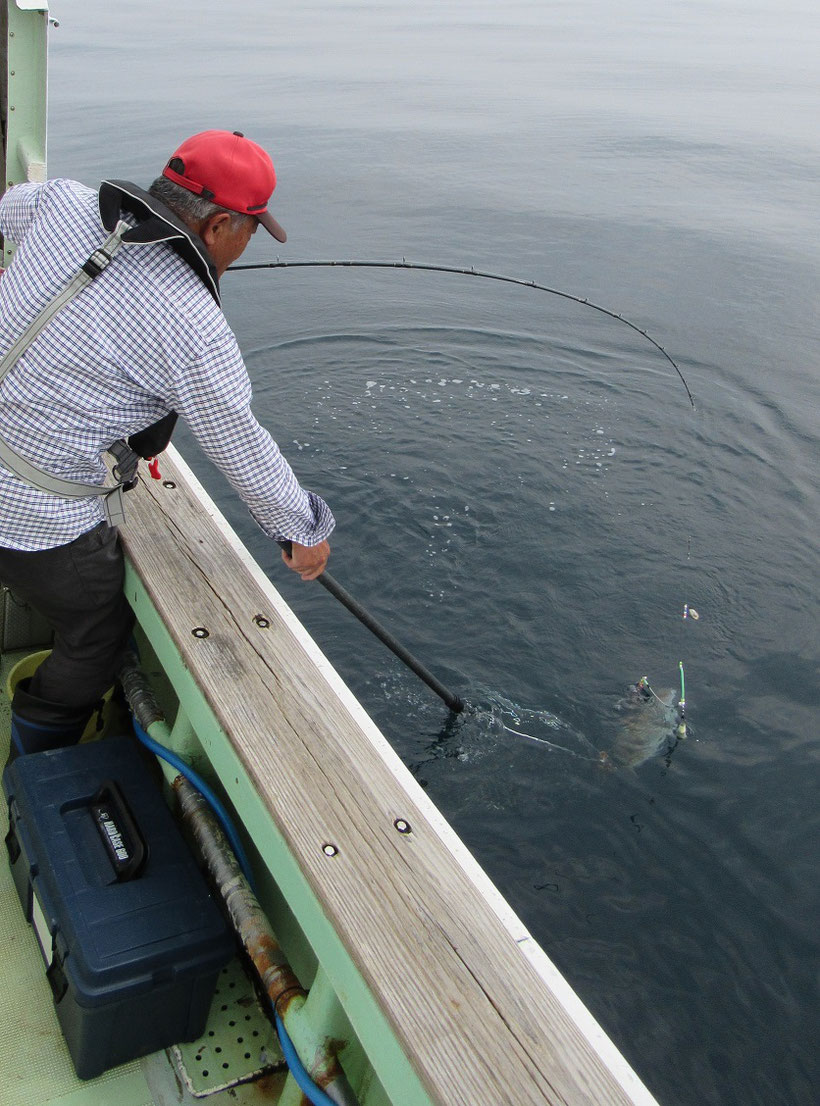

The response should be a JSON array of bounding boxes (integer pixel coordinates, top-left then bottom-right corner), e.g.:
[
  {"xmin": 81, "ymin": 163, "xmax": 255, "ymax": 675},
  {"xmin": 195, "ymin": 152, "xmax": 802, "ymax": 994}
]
[{"xmin": 119, "ymin": 448, "xmax": 659, "ymax": 1106}]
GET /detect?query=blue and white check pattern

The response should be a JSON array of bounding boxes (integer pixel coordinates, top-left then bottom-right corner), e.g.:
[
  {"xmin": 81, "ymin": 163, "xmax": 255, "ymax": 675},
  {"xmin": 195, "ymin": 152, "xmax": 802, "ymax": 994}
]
[{"xmin": 0, "ymin": 178, "xmax": 334, "ymax": 551}]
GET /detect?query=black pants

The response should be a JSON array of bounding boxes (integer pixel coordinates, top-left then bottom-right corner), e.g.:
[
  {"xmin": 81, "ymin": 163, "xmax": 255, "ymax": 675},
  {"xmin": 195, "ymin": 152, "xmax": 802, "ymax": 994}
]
[{"xmin": 0, "ymin": 523, "xmax": 135, "ymax": 716}]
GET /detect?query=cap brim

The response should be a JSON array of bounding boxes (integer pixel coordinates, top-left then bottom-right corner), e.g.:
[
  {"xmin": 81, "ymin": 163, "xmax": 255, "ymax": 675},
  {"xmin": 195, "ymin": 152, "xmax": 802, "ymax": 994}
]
[{"xmin": 257, "ymin": 210, "xmax": 287, "ymax": 243}]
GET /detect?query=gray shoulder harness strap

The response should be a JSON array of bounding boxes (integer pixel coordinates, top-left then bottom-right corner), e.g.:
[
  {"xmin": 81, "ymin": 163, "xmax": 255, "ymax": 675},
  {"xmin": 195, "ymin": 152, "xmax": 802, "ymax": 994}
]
[
  {"xmin": 0, "ymin": 178, "xmax": 219, "ymax": 527},
  {"xmin": 0, "ymin": 219, "xmax": 134, "ymax": 526}
]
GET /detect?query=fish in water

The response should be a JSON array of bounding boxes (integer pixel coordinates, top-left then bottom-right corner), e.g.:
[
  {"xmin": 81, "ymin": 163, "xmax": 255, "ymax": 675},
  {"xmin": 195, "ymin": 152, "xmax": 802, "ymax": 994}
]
[{"xmin": 611, "ymin": 680, "xmax": 680, "ymax": 767}]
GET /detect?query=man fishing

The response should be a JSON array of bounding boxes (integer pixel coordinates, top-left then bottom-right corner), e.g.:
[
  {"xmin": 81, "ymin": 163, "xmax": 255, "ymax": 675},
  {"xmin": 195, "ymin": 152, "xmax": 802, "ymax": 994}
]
[{"xmin": 0, "ymin": 129, "xmax": 333, "ymax": 758}]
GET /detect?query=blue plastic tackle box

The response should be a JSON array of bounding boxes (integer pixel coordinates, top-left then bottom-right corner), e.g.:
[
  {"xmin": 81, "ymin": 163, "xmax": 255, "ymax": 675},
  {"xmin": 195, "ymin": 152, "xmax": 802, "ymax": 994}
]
[{"xmin": 3, "ymin": 734, "xmax": 235, "ymax": 1079}]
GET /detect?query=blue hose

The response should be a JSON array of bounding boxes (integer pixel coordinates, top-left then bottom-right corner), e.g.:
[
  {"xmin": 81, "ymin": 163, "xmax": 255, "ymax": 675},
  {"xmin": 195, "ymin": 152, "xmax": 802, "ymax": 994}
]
[
  {"xmin": 130, "ymin": 716, "xmax": 255, "ymax": 887},
  {"xmin": 130, "ymin": 716, "xmax": 344, "ymax": 1105}
]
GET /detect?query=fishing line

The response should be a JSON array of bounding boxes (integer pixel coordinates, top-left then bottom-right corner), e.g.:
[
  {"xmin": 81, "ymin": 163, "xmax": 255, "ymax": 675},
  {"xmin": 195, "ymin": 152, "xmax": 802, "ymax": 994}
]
[
  {"xmin": 497, "ymin": 704, "xmax": 599, "ymax": 761},
  {"xmin": 228, "ymin": 258, "xmax": 696, "ymax": 408},
  {"xmin": 636, "ymin": 676, "xmax": 668, "ymax": 707},
  {"xmin": 500, "ymin": 721, "xmax": 597, "ymax": 760}
]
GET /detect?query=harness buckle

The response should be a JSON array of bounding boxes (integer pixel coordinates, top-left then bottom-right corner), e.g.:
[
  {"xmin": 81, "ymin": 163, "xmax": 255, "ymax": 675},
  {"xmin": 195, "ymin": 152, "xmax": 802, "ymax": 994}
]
[{"xmin": 101, "ymin": 485, "xmax": 127, "ymax": 528}]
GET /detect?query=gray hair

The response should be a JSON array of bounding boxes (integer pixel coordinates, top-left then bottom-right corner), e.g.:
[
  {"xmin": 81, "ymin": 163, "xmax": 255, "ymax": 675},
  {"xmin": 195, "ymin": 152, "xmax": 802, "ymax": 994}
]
[{"xmin": 148, "ymin": 176, "xmax": 254, "ymax": 232}]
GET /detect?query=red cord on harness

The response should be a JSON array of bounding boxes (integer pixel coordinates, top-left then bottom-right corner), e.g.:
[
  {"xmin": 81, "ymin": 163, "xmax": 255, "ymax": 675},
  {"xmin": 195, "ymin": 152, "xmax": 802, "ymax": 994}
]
[{"xmin": 147, "ymin": 457, "xmax": 161, "ymax": 480}]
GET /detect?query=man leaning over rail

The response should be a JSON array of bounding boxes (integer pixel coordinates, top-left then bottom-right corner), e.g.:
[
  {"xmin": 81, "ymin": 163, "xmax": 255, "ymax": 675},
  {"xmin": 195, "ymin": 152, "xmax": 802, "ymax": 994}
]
[{"xmin": 0, "ymin": 130, "xmax": 333, "ymax": 759}]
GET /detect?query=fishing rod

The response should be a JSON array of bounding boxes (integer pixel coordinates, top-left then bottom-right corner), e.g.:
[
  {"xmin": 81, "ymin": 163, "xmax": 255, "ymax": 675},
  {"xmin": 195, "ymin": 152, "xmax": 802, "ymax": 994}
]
[
  {"xmin": 250, "ymin": 259, "xmax": 694, "ymax": 713},
  {"xmin": 278, "ymin": 541, "xmax": 465, "ymax": 714},
  {"xmin": 229, "ymin": 257, "xmax": 695, "ymax": 408}
]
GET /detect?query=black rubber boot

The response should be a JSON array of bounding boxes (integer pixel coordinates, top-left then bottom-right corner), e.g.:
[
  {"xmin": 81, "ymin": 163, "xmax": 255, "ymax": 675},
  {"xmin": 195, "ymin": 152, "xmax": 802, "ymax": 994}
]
[{"xmin": 8, "ymin": 678, "xmax": 93, "ymax": 762}]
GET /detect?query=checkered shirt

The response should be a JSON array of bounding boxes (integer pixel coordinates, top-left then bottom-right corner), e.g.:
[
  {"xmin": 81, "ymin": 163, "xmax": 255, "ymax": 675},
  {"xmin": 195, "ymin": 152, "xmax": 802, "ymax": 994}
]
[{"xmin": 0, "ymin": 178, "xmax": 334, "ymax": 551}]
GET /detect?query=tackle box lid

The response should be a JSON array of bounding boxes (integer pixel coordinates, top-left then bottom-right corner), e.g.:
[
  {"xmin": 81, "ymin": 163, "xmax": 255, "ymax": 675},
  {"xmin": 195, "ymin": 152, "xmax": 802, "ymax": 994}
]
[{"xmin": 4, "ymin": 735, "xmax": 235, "ymax": 1006}]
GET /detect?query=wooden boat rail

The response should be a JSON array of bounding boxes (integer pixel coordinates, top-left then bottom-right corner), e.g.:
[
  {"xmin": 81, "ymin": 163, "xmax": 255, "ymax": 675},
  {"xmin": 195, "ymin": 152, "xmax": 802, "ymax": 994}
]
[{"xmin": 119, "ymin": 446, "xmax": 660, "ymax": 1106}]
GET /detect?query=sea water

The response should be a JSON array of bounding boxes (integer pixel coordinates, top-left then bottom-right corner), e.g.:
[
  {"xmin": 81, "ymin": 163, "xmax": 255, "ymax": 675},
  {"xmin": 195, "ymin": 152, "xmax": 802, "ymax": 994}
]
[{"xmin": 47, "ymin": 3, "xmax": 819, "ymax": 1103}]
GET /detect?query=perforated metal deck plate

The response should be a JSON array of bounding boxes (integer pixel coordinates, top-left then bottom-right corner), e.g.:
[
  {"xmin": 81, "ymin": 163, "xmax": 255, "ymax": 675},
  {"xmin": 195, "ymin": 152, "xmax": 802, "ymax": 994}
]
[{"xmin": 170, "ymin": 957, "xmax": 285, "ymax": 1096}]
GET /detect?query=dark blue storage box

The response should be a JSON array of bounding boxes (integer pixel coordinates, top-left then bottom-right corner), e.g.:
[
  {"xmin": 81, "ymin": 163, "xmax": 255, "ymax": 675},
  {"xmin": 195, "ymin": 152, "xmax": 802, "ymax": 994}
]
[{"xmin": 3, "ymin": 735, "xmax": 235, "ymax": 1079}]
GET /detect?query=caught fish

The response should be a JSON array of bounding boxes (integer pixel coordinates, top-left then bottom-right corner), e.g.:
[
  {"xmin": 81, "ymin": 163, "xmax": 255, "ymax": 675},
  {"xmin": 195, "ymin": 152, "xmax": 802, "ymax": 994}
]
[{"xmin": 611, "ymin": 679, "xmax": 680, "ymax": 767}]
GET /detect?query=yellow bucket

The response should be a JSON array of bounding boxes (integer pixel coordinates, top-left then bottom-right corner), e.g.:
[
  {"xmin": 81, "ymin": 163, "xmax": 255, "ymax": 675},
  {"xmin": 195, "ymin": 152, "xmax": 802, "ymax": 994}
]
[
  {"xmin": 6, "ymin": 649, "xmax": 52, "ymax": 702},
  {"xmin": 6, "ymin": 650, "xmax": 113, "ymax": 741}
]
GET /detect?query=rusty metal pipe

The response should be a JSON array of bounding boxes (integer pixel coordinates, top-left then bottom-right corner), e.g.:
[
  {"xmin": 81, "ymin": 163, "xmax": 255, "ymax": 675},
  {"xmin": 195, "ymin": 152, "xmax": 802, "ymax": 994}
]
[
  {"xmin": 120, "ymin": 655, "xmax": 359, "ymax": 1105},
  {"xmin": 174, "ymin": 776, "xmax": 359, "ymax": 1106}
]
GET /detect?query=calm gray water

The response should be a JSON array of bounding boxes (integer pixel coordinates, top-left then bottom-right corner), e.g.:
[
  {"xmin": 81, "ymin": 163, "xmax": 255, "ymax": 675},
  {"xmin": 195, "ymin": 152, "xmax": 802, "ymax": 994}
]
[{"xmin": 48, "ymin": 3, "xmax": 818, "ymax": 1104}]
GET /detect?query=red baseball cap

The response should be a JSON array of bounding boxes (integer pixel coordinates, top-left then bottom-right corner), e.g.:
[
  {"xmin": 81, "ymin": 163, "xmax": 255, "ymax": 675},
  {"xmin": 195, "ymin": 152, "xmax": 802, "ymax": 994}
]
[{"xmin": 163, "ymin": 129, "xmax": 287, "ymax": 243}]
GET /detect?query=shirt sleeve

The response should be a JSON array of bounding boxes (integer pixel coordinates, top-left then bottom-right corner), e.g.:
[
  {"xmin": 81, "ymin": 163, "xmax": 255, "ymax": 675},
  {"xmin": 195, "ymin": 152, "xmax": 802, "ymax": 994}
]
[
  {"xmin": 0, "ymin": 182, "xmax": 46, "ymax": 245},
  {"xmin": 168, "ymin": 330, "xmax": 335, "ymax": 546}
]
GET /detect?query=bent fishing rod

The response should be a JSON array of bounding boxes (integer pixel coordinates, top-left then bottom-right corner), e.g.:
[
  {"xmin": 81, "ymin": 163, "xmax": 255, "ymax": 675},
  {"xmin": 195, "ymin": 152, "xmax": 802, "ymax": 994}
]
[
  {"xmin": 278, "ymin": 541, "xmax": 465, "ymax": 714},
  {"xmin": 229, "ymin": 257, "xmax": 695, "ymax": 408},
  {"xmin": 257, "ymin": 260, "xmax": 695, "ymax": 714}
]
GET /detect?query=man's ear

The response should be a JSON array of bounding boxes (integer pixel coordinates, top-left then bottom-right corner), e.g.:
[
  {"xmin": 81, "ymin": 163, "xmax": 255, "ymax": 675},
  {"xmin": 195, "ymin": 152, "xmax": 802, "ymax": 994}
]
[{"xmin": 199, "ymin": 211, "xmax": 232, "ymax": 247}]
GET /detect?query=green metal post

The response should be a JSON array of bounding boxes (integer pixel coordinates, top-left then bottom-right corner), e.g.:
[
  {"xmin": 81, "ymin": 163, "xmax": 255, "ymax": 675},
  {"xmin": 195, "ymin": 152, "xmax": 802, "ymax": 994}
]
[
  {"xmin": 167, "ymin": 702, "xmax": 206, "ymax": 767},
  {"xmin": 3, "ymin": 1, "xmax": 49, "ymax": 265},
  {"xmin": 278, "ymin": 966, "xmax": 353, "ymax": 1106}
]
